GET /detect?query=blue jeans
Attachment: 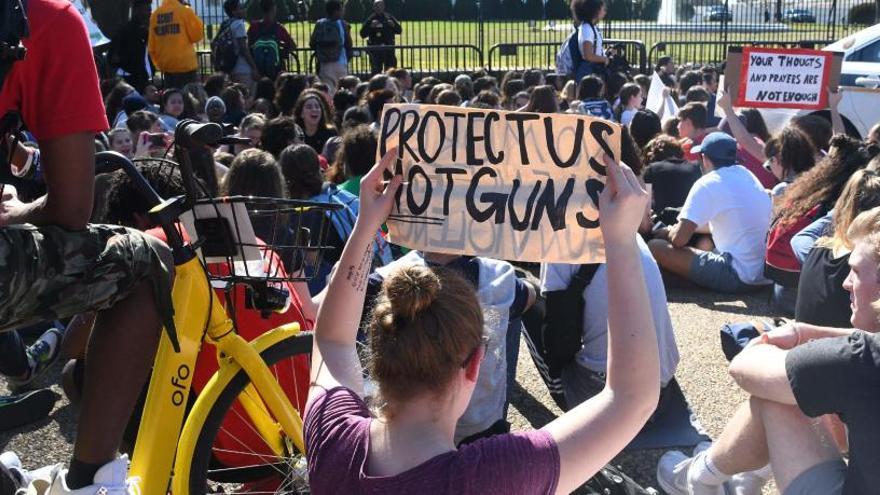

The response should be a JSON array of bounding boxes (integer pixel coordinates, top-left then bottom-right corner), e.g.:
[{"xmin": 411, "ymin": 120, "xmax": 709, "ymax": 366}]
[{"xmin": 689, "ymin": 251, "xmax": 766, "ymax": 294}]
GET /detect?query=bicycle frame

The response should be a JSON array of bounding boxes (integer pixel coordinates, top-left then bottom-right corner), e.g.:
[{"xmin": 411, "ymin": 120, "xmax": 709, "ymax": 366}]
[{"xmin": 127, "ymin": 255, "xmax": 305, "ymax": 494}]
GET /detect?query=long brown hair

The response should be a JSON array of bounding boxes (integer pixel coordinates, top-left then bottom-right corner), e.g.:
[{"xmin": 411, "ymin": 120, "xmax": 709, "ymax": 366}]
[
  {"xmin": 293, "ymin": 89, "xmax": 335, "ymax": 133},
  {"xmin": 367, "ymin": 265, "xmax": 483, "ymax": 414},
  {"xmin": 524, "ymin": 85, "xmax": 559, "ymax": 114},
  {"xmin": 775, "ymin": 135, "xmax": 872, "ymax": 227}
]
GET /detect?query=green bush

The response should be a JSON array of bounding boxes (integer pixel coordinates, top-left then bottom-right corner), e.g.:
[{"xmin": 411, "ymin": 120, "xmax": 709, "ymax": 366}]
[
  {"xmin": 343, "ymin": 0, "xmax": 367, "ymax": 21},
  {"xmin": 848, "ymin": 2, "xmax": 876, "ymax": 24},
  {"xmin": 308, "ymin": 0, "xmax": 327, "ymax": 21}
]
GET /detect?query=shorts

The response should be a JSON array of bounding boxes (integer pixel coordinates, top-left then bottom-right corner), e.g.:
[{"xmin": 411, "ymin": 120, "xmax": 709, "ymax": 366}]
[
  {"xmin": 783, "ymin": 460, "xmax": 846, "ymax": 495},
  {"xmin": 0, "ymin": 224, "xmax": 173, "ymax": 333},
  {"xmin": 688, "ymin": 251, "xmax": 765, "ymax": 294}
]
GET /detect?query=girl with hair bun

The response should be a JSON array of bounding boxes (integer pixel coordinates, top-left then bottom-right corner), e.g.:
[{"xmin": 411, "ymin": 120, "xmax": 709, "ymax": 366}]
[{"xmin": 305, "ymin": 148, "xmax": 660, "ymax": 494}]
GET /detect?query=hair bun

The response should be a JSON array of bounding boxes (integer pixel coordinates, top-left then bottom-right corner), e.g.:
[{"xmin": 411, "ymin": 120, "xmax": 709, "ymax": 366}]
[
  {"xmin": 830, "ymin": 134, "xmax": 859, "ymax": 153},
  {"xmin": 384, "ymin": 265, "xmax": 441, "ymax": 320}
]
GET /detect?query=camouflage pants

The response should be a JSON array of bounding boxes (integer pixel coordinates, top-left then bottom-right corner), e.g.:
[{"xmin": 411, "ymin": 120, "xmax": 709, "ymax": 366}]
[{"xmin": 0, "ymin": 224, "xmax": 173, "ymax": 333}]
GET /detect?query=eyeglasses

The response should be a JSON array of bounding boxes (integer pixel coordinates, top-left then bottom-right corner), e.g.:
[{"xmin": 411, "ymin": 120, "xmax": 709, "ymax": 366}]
[{"xmin": 461, "ymin": 336, "xmax": 490, "ymax": 368}]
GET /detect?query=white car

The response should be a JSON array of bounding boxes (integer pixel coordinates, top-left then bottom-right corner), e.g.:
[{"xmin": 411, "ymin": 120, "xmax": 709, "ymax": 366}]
[{"xmin": 758, "ymin": 24, "xmax": 880, "ymax": 138}]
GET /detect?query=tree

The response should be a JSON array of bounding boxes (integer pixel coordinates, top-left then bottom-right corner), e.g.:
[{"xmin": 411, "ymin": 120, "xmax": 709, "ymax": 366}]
[
  {"xmin": 385, "ymin": 0, "xmax": 405, "ymax": 19},
  {"xmin": 546, "ymin": 0, "xmax": 572, "ymax": 19},
  {"xmin": 344, "ymin": 0, "xmax": 367, "ymax": 21},
  {"xmin": 525, "ymin": 0, "xmax": 545, "ymax": 18},
  {"xmin": 453, "ymin": 0, "xmax": 479, "ymax": 20},
  {"xmin": 482, "ymin": 0, "xmax": 504, "ymax": 18},
  {"xmin": 308, "ymin": 0, "xmax": 327, "ymax": 20}
]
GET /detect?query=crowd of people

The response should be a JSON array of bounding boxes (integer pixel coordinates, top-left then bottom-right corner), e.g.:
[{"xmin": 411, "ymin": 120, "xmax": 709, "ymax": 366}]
[{"xmin": 0, "ymin": 0, "xmax": 877, "ymax": 493}]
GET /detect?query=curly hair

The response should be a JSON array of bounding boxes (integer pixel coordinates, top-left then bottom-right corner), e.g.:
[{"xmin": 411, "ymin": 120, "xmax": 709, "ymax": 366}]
[{"xmin": 775, "ymin": 134, "xmax": 873, "ymax": 227}]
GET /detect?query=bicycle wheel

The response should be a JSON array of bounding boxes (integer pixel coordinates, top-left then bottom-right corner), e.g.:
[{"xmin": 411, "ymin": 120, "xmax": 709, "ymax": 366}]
[{"xmin": 185, "ymin": 333, "xmax": 313, "ymax": 494}]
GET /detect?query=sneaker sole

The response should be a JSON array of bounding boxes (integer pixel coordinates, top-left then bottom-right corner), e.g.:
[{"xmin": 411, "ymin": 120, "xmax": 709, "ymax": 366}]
[
  {"xmin": 9, "ymin": 328, "xmax": 64, "ymax": 393},
  {"xmin": 0, "ymin": 389, "xmax": 57, "ymax": 432}
]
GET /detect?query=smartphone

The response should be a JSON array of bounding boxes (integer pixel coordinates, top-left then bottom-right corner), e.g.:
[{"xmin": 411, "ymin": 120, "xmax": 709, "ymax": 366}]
[{"xmin": 148, "ymin": 133, "xmax": 167, "ymax": 147}]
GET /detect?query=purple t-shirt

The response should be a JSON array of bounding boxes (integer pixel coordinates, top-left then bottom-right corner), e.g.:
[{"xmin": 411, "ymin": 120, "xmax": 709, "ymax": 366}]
[{"xmin": 305, "ymin": 387, "xmax": 561, "ymax": 494}]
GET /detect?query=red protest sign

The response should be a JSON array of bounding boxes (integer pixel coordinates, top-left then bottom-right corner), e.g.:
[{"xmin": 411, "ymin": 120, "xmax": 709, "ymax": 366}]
[{"xmin": 736, "ymin": 47, "xmax": 833, "ymax": 110}]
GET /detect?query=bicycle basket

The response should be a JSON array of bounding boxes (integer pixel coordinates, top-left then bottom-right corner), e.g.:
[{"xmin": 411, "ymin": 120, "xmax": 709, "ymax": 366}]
[{"xmin": 183, "ymin": 195, "xmax": 343, "ymax": 285}]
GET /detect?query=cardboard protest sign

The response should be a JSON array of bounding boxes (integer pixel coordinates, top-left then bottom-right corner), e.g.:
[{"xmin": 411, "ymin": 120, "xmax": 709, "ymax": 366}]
[
  {"xmin": 726, "ymin": 47, "xmax": 842, "ymax": 110},
  {"xmin": 646, "ymin": 71, "xmax": 666, "ymax": 115},
  {"xmin": 378, "ymin": 104, "xmax": 622, "ymax": 263}
]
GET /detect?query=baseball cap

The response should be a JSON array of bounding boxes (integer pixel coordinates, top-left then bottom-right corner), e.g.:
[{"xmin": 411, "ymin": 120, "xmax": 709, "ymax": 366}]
[{"xmin": 691, "ymin": 132, "xmax": 738, "ymax": 166}]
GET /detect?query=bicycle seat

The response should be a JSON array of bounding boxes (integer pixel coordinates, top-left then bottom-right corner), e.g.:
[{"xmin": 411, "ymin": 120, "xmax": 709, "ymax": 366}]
[{"xmin": 176, "ymin": 120, "xmax": 223, "ymax": 149}]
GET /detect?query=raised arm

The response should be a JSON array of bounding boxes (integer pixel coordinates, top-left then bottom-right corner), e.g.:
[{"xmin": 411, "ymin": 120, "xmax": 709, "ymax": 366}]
[
  {"xmin": 542, "ymin": 155, "xmax": 660, "ymax": 495},
  {"xmin": 829, "ymin": 89, "xmax": 845, "ymax": 136},
  {"xmin": 717, "ymin": 92, "xmax": 766, "ymax": 162},
  {"xmin": 308, "ymin": 149, "xmax": 401, "ymax": 401}
]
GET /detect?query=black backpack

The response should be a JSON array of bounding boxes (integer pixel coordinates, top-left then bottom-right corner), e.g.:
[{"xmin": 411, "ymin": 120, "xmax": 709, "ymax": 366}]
[
  {"xmin": 521, "ymin": 263, "xmax": 599, "ymax": 411},
  {"xmin": 312, "ymin": 18, "xmax": 342, "ymax": 63},
  {"xmin": 211, "ymin": 19, "xmax": 238, "ymax": 73},
  {"xmin": 584, "ymin": 464, "xmax": 658, "ymax": 495}
]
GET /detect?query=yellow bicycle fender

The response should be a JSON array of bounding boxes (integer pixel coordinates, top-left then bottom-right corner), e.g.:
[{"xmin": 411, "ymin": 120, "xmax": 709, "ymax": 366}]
[{"xmin": 171, "ymin": 324, "xmax": 301, "ymax": 494}]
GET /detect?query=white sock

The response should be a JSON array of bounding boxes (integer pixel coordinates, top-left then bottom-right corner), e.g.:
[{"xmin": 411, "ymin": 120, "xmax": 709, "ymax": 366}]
[{"xmin": 689, "ymin": 451, "xmax": 731, "ymax": 486}]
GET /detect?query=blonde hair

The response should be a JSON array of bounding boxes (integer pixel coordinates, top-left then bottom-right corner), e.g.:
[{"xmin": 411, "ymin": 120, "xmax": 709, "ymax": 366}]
[
  {"xmin": 817, "ymin": 170, "xmax": 880, "ymax": 253},
  {"xmin": 847, "ymin": 206, "xmax": 880, "ymax": 317}
]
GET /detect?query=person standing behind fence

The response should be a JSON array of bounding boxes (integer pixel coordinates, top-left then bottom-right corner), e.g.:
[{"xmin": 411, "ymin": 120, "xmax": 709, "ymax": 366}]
[
  {"xmin": 571, "ymin": 0, "xmax": 608, "ymax": 83},
  {"xmin": 222, "ymin": 0, "xmax": 260, "ymax": 92},
  {"xmin": 108, "ymin": 0, "xmax": 153, "ymax": 93},
  {"xmin": 360, "ymin": 0, "xmax": 402, "ymax": 75},
  {"xmin": 148, "ymin": 0, "xmax": 204, "ymax": 89},
  {"xmin": 310, "ymin": 0, "xmax": 352, "ymax": 95},
  {"xmin": 248, "ymin": 0, "xmax": 296, "ymax": 80}
]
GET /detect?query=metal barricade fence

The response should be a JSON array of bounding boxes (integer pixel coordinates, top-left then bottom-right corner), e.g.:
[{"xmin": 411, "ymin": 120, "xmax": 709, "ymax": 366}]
[{"xmin": 487, "ymin": 39, "xmax": 647, "ymax": 75}]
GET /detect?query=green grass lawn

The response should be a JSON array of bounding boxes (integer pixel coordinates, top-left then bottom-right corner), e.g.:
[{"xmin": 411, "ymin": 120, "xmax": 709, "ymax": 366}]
[{"xmin": 200, "ymin": 19, "xmax": 862, "ymax": 76}]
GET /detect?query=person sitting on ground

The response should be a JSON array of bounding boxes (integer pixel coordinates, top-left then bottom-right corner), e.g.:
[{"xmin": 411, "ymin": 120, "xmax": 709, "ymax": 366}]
[
  {"xmin": 107, "ymin": 128, "xmax": 134, "ymax": 159},
  {"xmin": 630, "ymin": 109, "xmax": 662, "ymax": 150},
  {"xmin": 577, "ymin": 75, "xmax": 613, "ymax": 121},
  {"xmin": 278, "ymin": 144, "xmax": 390, "ymax": 293},
  {"xmin": 642, "ymin": 135, "xmax": 702, "ymax": 214},
  {"xmin": 362, "ymin": 248, "xmax": 538, "ymax": 445},
  {"xmin": 157, "ymin": 88, "xmax": 186, "ymax": 131},
  {"xmin": 523, "ymin": 85, "xmax": 559, "ymax": 114},
  {"xmin": 616, "ymin": 82, "xmax": 642, "ymax": 127},
  {"xmin": 227, "ymin": 112, "xmax": 266, "ymax": 155},
  {"xmin": 294, "ymin": 88, "xmax": 338, "ymax": 156},
  {"xmin": 766, "ymin": 126, "xmax": 818, "ymax": 199},
  {"xmin": 718, "ymin": 104, "xmax": 777, "ymax": 188},
  {"xmin": 305, "ymin": 149, "xmax": 661, "ymax": 494},
  {"xmin": 332, "ymin": 124, "xmax": 376, "ymax": 197},
  {"xmin": 541, "ymin": 236, "xmax": 680, "ymax": 410},
  {"xmin": 205, "ymin": 96, "xmax": 227, "ymax": 124},
  {"xmin": 0, "ymin": 0, "xmax": 175, "ymax": 490},
  {"xmin": 796, "ymin": 170, "xmax": 880, "ymax": 329},
  {"xmin": 677, "ymin": 103, "xmax": 708, "ymax": 161},
  {"xmin": 648, "ymin": 132, "xmax": 772, "ymax": 293},
  {"xmin": 657, "ymin": 205, "xmax": 880, "ymax": 495},
  {"xmin": 260, "ymin": 115, "xmax": 305, "ymax": 159}
]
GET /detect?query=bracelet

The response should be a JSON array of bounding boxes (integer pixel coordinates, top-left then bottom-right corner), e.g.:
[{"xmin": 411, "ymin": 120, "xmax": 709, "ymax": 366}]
[{"xmin": 793, "ymin": 322, "xmax": 802, "ymax": 347}]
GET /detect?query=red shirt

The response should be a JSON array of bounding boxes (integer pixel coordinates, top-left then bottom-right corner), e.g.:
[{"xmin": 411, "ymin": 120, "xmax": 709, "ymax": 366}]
[
  {"xmin": 681, "ymin": 133, "xmax": 706, "ymax": 163},
  {"xmin": 0, "ymin": 0, "xmax": 108, "ymax": 141}
]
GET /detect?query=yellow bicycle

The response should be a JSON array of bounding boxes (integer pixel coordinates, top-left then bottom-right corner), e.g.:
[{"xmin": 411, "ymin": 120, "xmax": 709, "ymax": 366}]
[{"xmin": 97, "ymin": 120, "xmax": 339, "ymax": 494}]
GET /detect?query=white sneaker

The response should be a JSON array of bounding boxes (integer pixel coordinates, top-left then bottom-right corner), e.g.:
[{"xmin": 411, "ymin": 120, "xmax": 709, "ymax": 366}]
[
  {"xmin": 656, "ymin": 451, "xmax": 727, "ymax": 495},
  {"xmin": 39, "ymin": 457, "xmax": 135, "ymax": 495},
  {"xmin": 727, "ymin": 465, "xmax": 772, "ymax": 495},
  {"xmin": 1, "ymin": 451, "xmax": 30, "ymax": 486}
]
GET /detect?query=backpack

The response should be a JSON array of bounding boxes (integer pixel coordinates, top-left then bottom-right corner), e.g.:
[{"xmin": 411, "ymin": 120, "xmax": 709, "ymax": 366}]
[
  {"xmin": 584, "ymin": 464, "xmax": 658, "ymax": 495},
  {"xmin": 521, "ymin": 263, "xmax": 599, "ymax": 411},
  {"xmin": 251, "ymin": 23, "xmax": 281, "ymax": 78},
  {"xmin": 764, "ymin": 204, "xmax": 826, "ymax": 288},
  {"xmin": 555, "ymin": 28, "xmax": 579, "ymax": 76},
  {"xmin": 313, "ymin": 18, "xmax": 342, "ymax": 63},
  {"xmin": 211, "ymin": 19, "xmax": 238, "ymax": 73}
]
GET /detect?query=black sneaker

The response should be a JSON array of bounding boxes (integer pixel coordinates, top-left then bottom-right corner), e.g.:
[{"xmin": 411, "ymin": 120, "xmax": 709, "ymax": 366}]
[{"xmin": 0, "ymin": 388, "xmax": 57, "ymax": 432}]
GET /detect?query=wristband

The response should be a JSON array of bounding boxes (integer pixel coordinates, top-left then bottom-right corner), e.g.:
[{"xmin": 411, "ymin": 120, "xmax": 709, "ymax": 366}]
[{"xmin": 793, "ymin": 322, "xmax": 802, "ymax": 347}]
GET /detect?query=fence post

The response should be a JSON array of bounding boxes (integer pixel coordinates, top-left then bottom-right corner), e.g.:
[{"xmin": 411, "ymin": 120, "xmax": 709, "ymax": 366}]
[{"xmin": 478, "ymin": 0, "xmax": 485, "ymax": 69}]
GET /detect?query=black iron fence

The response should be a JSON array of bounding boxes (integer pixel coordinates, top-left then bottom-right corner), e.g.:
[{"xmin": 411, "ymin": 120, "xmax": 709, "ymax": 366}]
[{"xmin": 186, "ymin": 0, "xmax": 868, "ymax": 76}]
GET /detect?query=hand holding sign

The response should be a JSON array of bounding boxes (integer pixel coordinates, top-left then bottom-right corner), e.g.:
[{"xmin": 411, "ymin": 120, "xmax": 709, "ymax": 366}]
[
  {"xmin": 599, "ymin": 155, "xmax": 649, "ymax": 244},
  {"xmin": 356, "ymin": 147, "xmax": 403, "ymax": 233}
]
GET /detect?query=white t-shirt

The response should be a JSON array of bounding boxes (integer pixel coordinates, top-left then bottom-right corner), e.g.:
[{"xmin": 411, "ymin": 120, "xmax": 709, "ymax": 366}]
[
  {"xmin": 577, "ymin": 22, "xmax": 603, "ymax": 59},
  {"xmin": 620, "ymin": 108, "xmax": 637, "ymax": 127},
  {"xmin": 540, "ymin": 236, "xmax": 680, "ymax": 385},
  {"xmin": 230, "ymin": 18, "xmax": 251, "ymax": 74},
  {"xmin": 679, "ymin": 164, "xmax": 772, "ymax": 284}
]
